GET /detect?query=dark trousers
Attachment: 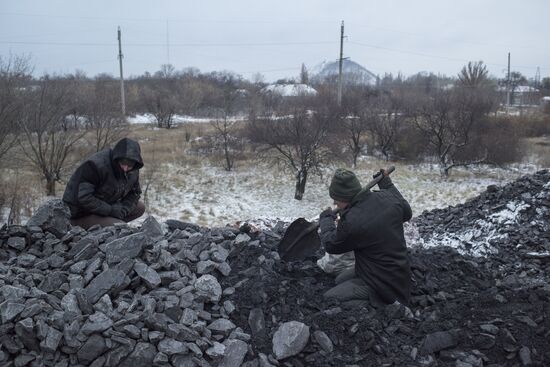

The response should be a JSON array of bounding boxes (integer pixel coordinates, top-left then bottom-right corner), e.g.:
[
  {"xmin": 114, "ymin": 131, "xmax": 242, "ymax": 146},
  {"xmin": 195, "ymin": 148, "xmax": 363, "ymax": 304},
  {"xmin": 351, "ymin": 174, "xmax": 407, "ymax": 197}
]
[
  {"xmin": 70, "ymin": 201, "xmax": 146, "ymax": 230},
  {"xmin": 323, "ymin": 267, "xmax": 372, "ymax": 301}
]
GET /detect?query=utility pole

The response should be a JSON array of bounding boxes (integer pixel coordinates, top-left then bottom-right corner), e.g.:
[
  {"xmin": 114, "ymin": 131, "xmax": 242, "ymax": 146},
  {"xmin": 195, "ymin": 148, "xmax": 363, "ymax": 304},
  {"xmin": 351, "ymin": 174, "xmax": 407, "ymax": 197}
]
[
  {"xmin": 337, "ymin": 20, "xmax": 344, "ymax": 107},
  {"xmin": 117, "ymin": 26, "xmax": 126, "ymax": 117},
  {"xmin": 166, "ymin": 19, "xmax": 170, "ymax": 64},
  {"xmin": 506, "ymin": 52, "xmax": 511, "ymax": 108}
]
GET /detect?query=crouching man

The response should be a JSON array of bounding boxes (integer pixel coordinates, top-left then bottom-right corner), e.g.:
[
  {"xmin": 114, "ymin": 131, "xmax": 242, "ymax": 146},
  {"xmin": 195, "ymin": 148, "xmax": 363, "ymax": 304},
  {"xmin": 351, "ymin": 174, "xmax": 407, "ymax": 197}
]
[
  {"xmin": 63, "ymin": 137, "xmax": 146, "ymax": 230},
  {"xmin": 319, "ymin": 168, "xmax": 412, "ymax": 306}
]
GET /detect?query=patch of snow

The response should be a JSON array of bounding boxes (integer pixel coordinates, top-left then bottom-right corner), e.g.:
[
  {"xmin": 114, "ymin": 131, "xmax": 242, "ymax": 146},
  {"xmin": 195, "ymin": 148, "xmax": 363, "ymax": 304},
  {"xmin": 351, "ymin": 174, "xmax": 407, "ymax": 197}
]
[
  {"xmin": 127, "ymin": 114, "xmax": 246, "ymax": 125},
  {"xmin": 261, "ymin": 84, "xmax": 318, "ymax": 97}
]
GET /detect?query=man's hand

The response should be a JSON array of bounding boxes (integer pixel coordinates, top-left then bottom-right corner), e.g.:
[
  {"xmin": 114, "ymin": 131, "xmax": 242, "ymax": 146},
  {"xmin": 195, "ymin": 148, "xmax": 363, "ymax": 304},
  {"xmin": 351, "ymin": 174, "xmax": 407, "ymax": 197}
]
[
  {"xmin": 320, "ymin": 207, "xmax": 336, "ymax": 219},
  {"xmin": 373, "ymin": 168, "xmax": 387, "ymax": 179},
  {"xmin": 110, "ymin": 203, "xmax": 129, "ymax": 219}
]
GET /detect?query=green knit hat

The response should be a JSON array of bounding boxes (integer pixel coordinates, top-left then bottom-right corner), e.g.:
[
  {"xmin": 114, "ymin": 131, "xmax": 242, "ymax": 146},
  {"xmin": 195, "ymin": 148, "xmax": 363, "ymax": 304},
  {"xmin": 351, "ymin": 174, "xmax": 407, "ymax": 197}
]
[{"xmin": 329, "ymin": 168, "xmax": 362, "ymax": 202}]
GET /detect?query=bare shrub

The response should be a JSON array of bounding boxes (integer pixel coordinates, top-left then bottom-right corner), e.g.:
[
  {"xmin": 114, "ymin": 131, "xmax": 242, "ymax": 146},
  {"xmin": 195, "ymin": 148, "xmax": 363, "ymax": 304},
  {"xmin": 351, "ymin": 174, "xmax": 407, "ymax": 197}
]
[
  {"xmin": 248, "ymin": 100, "xmax": 331, "ymax": 200},
  {"xmin": 453, "ymin": 117, "xmax": 523, "ymax": 164}
]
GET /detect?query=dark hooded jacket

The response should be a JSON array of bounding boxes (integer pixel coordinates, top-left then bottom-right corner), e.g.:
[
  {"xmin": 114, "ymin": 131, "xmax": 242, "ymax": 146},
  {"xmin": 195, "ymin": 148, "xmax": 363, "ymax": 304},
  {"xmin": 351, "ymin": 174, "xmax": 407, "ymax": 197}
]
[
  {"xmin": 319, "ymin": 176, "xmax": 412, "ymax": 305},
  {"xmin": 63, "ymin": 138, "xmax": 144, "ymax": 219}
]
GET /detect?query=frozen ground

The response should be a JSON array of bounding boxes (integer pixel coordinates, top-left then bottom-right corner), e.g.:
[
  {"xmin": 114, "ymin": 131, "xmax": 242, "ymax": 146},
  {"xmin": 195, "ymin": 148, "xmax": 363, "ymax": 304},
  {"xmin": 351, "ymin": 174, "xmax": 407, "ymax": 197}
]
[{"xmin": 141, "ymin": 159, "xmax": 537, "ymax": 228}]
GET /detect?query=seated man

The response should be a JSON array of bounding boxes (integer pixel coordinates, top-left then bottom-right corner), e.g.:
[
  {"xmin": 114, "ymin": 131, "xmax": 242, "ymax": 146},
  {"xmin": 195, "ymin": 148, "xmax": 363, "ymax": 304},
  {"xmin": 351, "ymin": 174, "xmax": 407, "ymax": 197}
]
[
  {"xmin": 63, "ymin": 137, "xmax": 146, "ymax": 229},
  {"xmin": 319, "ymin": 168, "xmax": 412, "ymax": 306}
]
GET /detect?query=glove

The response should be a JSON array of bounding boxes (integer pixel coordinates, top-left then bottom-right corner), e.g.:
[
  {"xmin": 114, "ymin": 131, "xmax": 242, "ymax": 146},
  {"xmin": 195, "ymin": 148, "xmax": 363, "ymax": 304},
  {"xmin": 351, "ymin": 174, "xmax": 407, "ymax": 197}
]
[
  {"xmin": 373, "ymin": 169, "xmax": 385, "ymax": 179},
  {"xmin": 320, "ymin": 207, "xmax": 336, "ymax": 219},
  {"xmin": 110, "ymin": 203, "xmax": 129, "ymax": 219},
  {"xmin": 374, "ymin": 168, "xmax": 392, "ymax": 188}
]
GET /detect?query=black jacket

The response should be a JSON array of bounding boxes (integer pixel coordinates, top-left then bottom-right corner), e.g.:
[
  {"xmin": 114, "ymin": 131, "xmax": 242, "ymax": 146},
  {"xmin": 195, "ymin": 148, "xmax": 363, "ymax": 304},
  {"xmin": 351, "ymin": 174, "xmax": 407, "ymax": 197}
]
[
  {"xmin": 319, "ymin": 176, "xmax": 413, "ymax": 305},
  {"xmin": 63, "ymin": 138, "xmax": 144, "ymax": 219}
]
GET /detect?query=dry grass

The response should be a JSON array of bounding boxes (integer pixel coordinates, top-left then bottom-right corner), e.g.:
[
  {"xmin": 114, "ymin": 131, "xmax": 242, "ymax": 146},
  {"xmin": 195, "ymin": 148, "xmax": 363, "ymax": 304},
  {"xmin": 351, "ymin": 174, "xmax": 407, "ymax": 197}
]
[
  {"xmin": 522, "ymin": 136, "xmax": 550, "ymax": 167},
  {"xmin": 1, "ymin": 121, "xmax": 548, "ymax": 225}
]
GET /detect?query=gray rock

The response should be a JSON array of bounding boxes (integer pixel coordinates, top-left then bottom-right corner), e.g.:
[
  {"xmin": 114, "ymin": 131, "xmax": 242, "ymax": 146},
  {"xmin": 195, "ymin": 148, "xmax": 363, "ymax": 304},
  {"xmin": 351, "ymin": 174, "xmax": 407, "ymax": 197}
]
[
  {"xmin": 196, "ymin": 260, "xmax": 217, "ymax": 274},
  {"xmin": 153, "ymin": 352, "xmax": 169, "ymax": 365},
  {"xmin": 68, "ymin": 237, "xmax": 99, "ymax": 261},
  {"xmin": 165, "ymin": 219, "xmax": 201, "ymax": 233},
  {"xmin": 234, "ymin": 233, "xmax": 251, "ymax": 245},
  {"xmin": 248, "ymin": 308, "xmax": 266, "ymax": 336},
  {"xmin": 420, "ymin": 330, "xmax": 458, "ymax": 355},
  {"xmin": 61, "ymin": 292, "xmax": 82, "ymax": 316},
  {"xmin": 519, "ymin": 346, "xmax": 532, "ymax": 366},
  {"xmin": 272, "ymin": 321, "xmax": 310, "ymax": 360},
  {"xmin": 81, "ymin": 311, "xmax": 113, "ymax": 335},
  {"xmin": 40, "ymin": 326, "xmax": 63, "ymax": 353},
  {"xmin": 206, "ymin": 341, "xmax": 226, "ymax": 358},
  {"xmin": 171, "ymin": 355, "xmax": 199, "ymax": 367},
  {"xmin": 157, "ymin": 338, "xmax": 188, "ymax": 355},
  {"xmin": 194, "ymin": 274, "xmax": 222, "ymax": 302},
  {"xmin": 217, "ymin": 262, "xmax": 232, "ymax": 276},
  {"xmin": 479, "ymin": 324, "xmax": 499, "ymax": 335},
  {"xmin": 208, "ymin": 318, "xmax": 237, "ymax": 336},
  {"xmin": 77, "ymin": 334, "xmax": 107, "ymax": 365},
  {"xmin": 140, "ymin": 216, "xmax": 164, "ymax": 238},
  {"xmin": 313, "ymin": 330, "xmax": 333, "ymax": 353},
  {"xmin": 180, "ymin": 308, "xmax": 198, "ymax": 326},
  {"xmin": 64, "ymin": 320, "xmax": 82, "ymax": 348},
  {"xmin": 0, "ymin": 300, "xmax": 25, "ymax": 323},
  {"xmin": 15, "ymin": 318, "xmax": 40, "ymax": 352},
  {"xmin": 14, "ymin": 354, "xmax": 35, "ymax": 367},
  {"xmin": 38, "ymin": 271, "xmax": 67, "ymax": 293},
  {"xmin": 0, "ymin": 285, "xmax": 29, "ymax": 300},
  {"xmin": 134, "ymin": 261, "xmax": 161, "ymax": 288},
  {"xmin": 211, "ymin": 246, "xmax": 230, "ymax": 263},
  {"xmin": 70, "ymin": 260, "xmax": 89, "ymax": 274},
  {"xmin": 7, "ymin": 236, "xmax": 26, "ymax": 250},
  {"xmin": 105, "ymin": 233, "xmax": 148, "ymax": 264},
  {"xmin": 218, "ymin": 339, "xmax": 248, "ymax": 367},
  {"xmin": 93, "ymin": 294, "xmax": 114, "ymax": 317},
  {"xmin": 165, "ymin": 323, "xmax": 200, "ymax": 342},
  {"xmin": 27, "ymin": 198, "xmax": 71, "ymax": 238},
  {"xmin": 223, "ymin": 300, "xmax": 236, "ymax": 315},
  {"xmin": 122, "ymin": 324, "xmax": 141, "ymax": 339},
  {"xmin": 85, "ymin": 268, "xmax": 130, "ymax": 303},
  {"xmin": 17, "ymin": 254, "xmax": 36, "ymax": 267},
  {"xmin": 118, "ymin": 342, "xmax": 157, "ymax": 367}
]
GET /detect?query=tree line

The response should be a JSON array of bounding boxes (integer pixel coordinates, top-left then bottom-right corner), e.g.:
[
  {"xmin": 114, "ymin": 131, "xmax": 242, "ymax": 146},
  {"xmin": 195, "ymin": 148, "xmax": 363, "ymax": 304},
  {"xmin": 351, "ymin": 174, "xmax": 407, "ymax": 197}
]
[{"xmin": 1, "ymin": 55, "xmax": 549, "ymax": 203}]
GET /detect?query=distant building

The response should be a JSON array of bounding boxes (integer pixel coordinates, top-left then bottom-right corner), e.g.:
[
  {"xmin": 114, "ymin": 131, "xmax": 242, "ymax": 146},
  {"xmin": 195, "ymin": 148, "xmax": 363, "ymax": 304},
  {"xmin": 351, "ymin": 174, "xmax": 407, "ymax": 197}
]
[
  {"xmin": 310, "ymin": 59, "xmax": 378, "ymax": 86},
  {"xmin": 498, "ymin": 85, "xmax": 541, "ymax": 106}
]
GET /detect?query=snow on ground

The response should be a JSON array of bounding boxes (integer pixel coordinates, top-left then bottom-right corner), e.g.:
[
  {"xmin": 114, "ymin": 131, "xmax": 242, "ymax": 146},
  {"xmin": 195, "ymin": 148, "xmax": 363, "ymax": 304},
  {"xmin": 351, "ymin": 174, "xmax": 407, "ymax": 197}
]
[
  {"xmin": 406, "ymin": 201, "xmax": 530, "ymax": 257},
  {"xmin": 127, "ymin": 114, "xmax": 246, "ymax": 125},
  {"xmin": 140, "ymin": 160, "xmax": 532, "ymax": 229}
]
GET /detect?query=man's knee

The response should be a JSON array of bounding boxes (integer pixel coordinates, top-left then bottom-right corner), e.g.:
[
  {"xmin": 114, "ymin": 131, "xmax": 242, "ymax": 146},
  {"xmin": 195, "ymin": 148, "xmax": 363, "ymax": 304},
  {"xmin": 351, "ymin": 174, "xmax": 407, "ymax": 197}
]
[
  {"xmin": 125, "ymin": 201, "xmax": 146, "ymax": 222},
  {"xmin": 135, "ymin": 201, "xmax": 146, "ymax": 217}
]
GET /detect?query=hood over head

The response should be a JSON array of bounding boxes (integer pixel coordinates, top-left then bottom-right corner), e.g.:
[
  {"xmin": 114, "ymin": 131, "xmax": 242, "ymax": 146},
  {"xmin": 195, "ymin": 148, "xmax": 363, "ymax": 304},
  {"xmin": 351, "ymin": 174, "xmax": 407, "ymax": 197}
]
[{"xmin": 112, "ymin": 138, "xmax": 144, "ymax": 170}]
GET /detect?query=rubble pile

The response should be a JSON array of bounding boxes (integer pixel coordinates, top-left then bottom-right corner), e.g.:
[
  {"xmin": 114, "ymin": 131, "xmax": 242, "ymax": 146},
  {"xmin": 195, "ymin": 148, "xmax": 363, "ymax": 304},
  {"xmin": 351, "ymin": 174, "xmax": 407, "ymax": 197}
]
[{"xmin": 0, "ymin": 169, "xmax": 548, "ymax": 366}]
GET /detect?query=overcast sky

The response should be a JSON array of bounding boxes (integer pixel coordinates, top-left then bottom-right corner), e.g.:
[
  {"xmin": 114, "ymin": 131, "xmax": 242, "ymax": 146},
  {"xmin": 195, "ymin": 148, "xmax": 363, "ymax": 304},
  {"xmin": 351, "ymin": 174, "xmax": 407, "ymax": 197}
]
[{"xmin": 1, "ymin": 0, "xmax": 549, "ymax": 82}]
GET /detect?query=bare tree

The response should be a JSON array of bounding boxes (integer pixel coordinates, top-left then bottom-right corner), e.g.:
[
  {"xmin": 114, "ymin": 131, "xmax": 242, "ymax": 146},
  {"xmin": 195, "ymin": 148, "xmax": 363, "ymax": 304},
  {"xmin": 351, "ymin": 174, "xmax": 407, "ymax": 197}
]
[
  {"xmin": 17, "ymin": 75, "xmax": 86, "ymax": 195},
  {"xmin": 458, "ymin": 61, "xmax": 489, "ymax": 88},
  {"xmin": 86, "ymin": 76, "xmax": 128, "ymax": 151},
  {"xmin": 209, "ymin": 80, "xmax": 245, "ymax": 171},
  {"xmin": 368, "ymin": 91, "xmax": 408, "ymax": 161},
  {"xmin": 412, "ymin": 81, "xmax": 495, "ymax": 175},
  {"xmin": 300, "ymin": 63, "xmax": 309, "ymax": 84},
  {"xmin": 0, "ymin": 54, "xmax": 32, "ymax": 162},
  {"xmin": 248, "ymin": 101, "xmax": 331, "ymax": 200},
  {"xmin": 139, "ymin": 82, "xmax": 180, "ymax": 129}
]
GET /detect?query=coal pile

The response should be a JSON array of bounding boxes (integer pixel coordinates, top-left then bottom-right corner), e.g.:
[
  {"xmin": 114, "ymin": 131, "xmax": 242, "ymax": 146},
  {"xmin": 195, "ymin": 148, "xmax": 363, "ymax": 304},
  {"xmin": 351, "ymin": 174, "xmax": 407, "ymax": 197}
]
[{"xmin": 0, "ymin": 170, "xmax": 549, "ymax": 366}]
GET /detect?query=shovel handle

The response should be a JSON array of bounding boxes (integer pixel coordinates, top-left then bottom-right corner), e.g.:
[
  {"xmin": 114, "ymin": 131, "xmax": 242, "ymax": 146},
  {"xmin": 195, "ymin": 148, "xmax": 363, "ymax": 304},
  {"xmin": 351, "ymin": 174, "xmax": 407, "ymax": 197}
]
[{"xmin": 363, "ymin": 166, "xmax": 395, "ymax": 191}]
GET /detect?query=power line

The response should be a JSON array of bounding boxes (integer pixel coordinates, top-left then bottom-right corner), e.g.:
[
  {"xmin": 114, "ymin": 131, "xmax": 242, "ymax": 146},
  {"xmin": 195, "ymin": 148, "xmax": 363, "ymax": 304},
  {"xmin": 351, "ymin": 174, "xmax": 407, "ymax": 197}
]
[
  {"xmin": 348, "ymin": 40, "xmax": 548, "ymax": 71},
  {"xmin": 0, "ymin": 40, "xmax": 335, "ymax": 47}
]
